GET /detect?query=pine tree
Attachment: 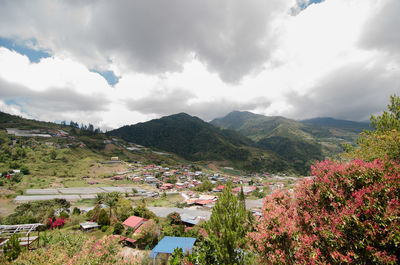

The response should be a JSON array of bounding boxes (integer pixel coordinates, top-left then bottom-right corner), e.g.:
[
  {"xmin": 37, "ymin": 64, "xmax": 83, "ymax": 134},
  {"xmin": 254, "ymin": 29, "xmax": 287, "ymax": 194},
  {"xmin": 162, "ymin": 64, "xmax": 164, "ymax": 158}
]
[
  {"xmin": 238, "ymin": 185, "xmax": 245, "ymax": 208},
  {"xmin": 203, "ymin": 182, "xmax": 248, "ymax": 264}
]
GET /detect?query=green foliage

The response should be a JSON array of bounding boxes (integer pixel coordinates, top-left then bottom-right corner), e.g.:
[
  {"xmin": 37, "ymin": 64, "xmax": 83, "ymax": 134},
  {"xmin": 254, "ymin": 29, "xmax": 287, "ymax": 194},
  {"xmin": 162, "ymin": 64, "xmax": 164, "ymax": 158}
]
[
  {"xmin": 257, "ymin": 136, "xmax": 323, "ymax": 175},
  {"xmin": 114, "ymin": 198, "xmax": 133, "ymax": 222},
  {"xmin": 4, "ymin": 199, "xmax": 70, "ymax": 224},
  {"xmin": 202, "ymin": 182, "xmax": 250, "ymax": 264},
  {"xmin": 50, "ymin": 149, "xmax": 57, "ymax": 160},
  {"xmin": 101, "ymin": 225, "xmax": 109, "ymax": 232},
  {"xmin": 132, "ymin": 204, "xmax": 157, "ymax": 220},
  {"xmin": 344, "ymin": 95, "xmax": 400, "ymax": 162},
  {"xmin": 96, "ymin": 192, "xmax": 121, "ymax": 217},
  {"xmin": 169, "ymin": 247, "xmax": 197, "ymax": 265},
  {"xmin": 371, "ymin": 94, "xmax": 400, "ymax": 132},
  {"xmin": 59, "ymin": 211, "xmax": 69, "ymax": 219},
  {"xmin": 2, "ymin": 234, "xmax": 21, "ymax": 261},
  {"xmin": 252, "ymin": 187, "xmax": 265, "ymax": 199},
  {"xmin": 97, "ymin": 209, "xmax": 110, "ymax": 227},
  {"xmin": 133, "ymin": 219, "xmax": 159, "ymax": 249},
  {"xmin": 167, "ymin": 212, "xmax": 181, "ymax": 225},
  {"xmin": 72, "ymin": 207, "xmax": 81, "ymax": 215},
  {"xmin": 20, "ymin": 165, "xmax": 30, "ymax": 175},
  {"xmin": 107, "ymin": 113, "xmax": 252, "ymax": 163},
  {"xmin": 196, "ymin": 178, "xmax": 213, "ymax": 192},
  {"xmin": 113, "ymin": 222, "xmax": 124, "ymax": 235}
]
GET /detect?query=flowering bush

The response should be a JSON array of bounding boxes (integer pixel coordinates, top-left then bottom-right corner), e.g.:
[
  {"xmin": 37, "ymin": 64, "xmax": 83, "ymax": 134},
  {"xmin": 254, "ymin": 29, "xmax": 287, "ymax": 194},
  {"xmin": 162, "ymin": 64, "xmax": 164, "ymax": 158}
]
[
  {"xmin": 47, "ymin": 217, "xmax": 67, "ymax": 229},
  {"xmin": 249, "ymin": 159, "xmax": 400, "ymax": 264}
]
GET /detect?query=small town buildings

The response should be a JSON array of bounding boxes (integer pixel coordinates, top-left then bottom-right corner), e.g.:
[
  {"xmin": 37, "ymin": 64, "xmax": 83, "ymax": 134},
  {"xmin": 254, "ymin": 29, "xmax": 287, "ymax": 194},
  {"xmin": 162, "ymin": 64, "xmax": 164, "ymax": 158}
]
[{"xmin": 160, "ymin": 183, "xmax": 174, "ymax": 190}]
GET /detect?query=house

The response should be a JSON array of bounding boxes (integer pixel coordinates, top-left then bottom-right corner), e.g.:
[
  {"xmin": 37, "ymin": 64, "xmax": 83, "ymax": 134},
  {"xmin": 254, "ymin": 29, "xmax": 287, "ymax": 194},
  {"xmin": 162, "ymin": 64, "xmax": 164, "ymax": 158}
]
[
  {"xmin": 80, "ymin": 222, "xmax": 100, "ymax": 232},
  {"xmin": 150, "ymin": 236, "xmax": 196, "ymax": 260},
  {"xmin": 160, "ymin": 183, "xmax": 174, "ymax": 190},
  {"xmin": 113, "ymin": 175, "xmax": 124, "ymax": 180},
  {"xmin": 122, "ymin": 216, "xmax": 148, "ymax": 232}
]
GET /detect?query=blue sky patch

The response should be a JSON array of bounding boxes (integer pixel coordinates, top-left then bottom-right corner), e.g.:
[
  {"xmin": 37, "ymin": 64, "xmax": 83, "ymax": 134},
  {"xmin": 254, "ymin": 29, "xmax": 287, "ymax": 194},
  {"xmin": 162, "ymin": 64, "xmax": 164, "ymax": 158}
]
[
  {"xmin": 0, "ymin": 37, "xmax": 51, "ymax": 63},
  {"xmin": 90, "ymin": 69, "xmax": 120, "ymax": 86},
  {"xmin": 298, "ymin": 0, "xmax": 325, "ymax": 11}
]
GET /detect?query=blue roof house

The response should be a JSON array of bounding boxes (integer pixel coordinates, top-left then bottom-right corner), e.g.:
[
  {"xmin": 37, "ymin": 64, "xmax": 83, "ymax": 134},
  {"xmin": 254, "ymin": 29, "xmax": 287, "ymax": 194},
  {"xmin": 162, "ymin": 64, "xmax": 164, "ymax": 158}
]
[{"xmin": 150, "ymin": 236, "xmax": 196, "ymax": 262}]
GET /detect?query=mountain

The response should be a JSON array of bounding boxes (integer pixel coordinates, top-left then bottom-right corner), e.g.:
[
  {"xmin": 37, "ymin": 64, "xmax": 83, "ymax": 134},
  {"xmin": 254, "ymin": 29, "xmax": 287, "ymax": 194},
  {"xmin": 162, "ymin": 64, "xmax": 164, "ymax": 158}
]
[
  {"xmin": 211, "ymin": 111, "xmax": 371, "ymax": 172},
  {"xmin": 108, "ymin": 113, "xmax": 304, "ymax": 173},
  {"xmin": 300, "ymin": 117, "xmax": 370, "ymax": 133},
  {"xmin": 107, "ymin": 113, "xmax": 253, "ymax": 162},
  {"xmin": 0, "ymin": 111, "xmax": 184, "ymax": 177}
]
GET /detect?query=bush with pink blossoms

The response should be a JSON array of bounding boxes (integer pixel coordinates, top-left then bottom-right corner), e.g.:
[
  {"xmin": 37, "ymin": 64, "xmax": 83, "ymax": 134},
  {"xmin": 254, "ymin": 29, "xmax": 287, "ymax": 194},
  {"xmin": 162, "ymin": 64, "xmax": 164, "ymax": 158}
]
[
  {"xmin": 249, "ymin": 159, "xmax": 400, "ymax": 264},
  {"xmin": 47, "ymin": 217, "xmax": 67, "ymax": 229}
]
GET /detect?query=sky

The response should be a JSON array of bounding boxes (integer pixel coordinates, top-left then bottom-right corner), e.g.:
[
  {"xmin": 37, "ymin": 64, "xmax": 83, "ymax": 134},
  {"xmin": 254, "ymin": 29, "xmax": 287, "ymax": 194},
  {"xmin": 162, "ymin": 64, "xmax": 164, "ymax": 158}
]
[{"xmin": 0, "ymin": 0, "xmax": 399, "ymax": 130}]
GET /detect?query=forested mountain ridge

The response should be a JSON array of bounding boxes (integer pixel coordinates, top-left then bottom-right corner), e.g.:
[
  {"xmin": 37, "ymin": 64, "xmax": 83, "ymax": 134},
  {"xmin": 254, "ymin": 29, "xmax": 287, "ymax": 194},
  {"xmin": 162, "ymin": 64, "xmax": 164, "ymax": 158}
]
[{"xmin": 107, "ymin": 113, "xmax": 254, "ymax": 162}]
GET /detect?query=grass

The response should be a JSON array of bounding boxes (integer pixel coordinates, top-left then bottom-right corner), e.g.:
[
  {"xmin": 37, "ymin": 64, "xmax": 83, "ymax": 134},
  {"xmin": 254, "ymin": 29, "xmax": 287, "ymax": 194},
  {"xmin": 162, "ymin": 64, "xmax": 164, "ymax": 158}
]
[{"xmin": 146, "ymin": 193, "xmax": 183, "ymax": 207}]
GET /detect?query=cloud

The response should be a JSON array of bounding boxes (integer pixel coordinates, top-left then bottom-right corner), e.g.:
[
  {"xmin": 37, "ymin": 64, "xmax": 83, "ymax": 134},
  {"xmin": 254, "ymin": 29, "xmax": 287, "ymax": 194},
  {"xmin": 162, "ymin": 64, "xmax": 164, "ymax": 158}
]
[
  {"xmin": 0, "ymin": 77, "xmax": 110, "ymax": 121},
  {"xmin": 125, "ymin": 87, "xmax": 271, "ymax": 121},
  {"xmin": 360, "ymin": 0, "xmax": 400, "ymax": 57},
  {"xmin": 0, "ymin": 0, "xmax": 291, "ymax": 83},
  {"xmin": 285, "ymin": 60, "xmax": 400, "ymax": 121}
]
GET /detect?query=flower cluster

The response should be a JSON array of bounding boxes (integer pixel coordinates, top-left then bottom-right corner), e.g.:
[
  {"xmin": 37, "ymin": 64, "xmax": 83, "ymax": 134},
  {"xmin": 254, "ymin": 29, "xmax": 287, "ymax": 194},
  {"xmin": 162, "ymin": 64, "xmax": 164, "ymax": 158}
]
[
  {"xmin": 47, "ymin": 217, "xmax": 67, "ymax": 229},
  {"xmin": 249, "ymin": 159, "xmax": 400, "ymax": 264}
]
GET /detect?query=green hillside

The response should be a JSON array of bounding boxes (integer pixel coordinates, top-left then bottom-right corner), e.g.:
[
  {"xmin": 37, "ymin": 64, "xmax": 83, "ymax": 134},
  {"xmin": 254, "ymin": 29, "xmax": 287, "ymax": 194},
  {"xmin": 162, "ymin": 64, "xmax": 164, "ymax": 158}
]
[
  {"xmin": 107, "ymin": 113, "xmax": 252, "ymax": 162},
  {"xmin": 211, "ymin": 111, "xmax": 371, "ymax": 173},
  {"xmin": 0, "ymin": 111, "xmax": 184, "ymax": 180},
  {"xmin": 107, "ymin": 113, "xmax": 299, "ymax": 173}
]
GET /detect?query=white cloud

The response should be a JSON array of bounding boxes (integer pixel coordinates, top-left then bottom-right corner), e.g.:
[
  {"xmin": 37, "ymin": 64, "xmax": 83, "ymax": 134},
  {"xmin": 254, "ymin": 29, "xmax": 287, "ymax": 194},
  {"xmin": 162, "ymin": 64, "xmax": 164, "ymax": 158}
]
[{"xmin": 0, "ymin": 0, "xmax": 399, "ymax": 129}]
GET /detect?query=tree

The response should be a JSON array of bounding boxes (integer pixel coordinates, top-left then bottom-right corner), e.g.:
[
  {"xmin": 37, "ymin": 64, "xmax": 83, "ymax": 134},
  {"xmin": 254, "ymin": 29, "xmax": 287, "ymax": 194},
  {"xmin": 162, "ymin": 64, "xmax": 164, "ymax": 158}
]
[
  {"xmin": 238, "ymin": 186, "xmax": 245, "ymax": 208},
  {"xmin": 202, "ymin": 182, "xmax": 249, "ymax": 264},
  {"xmin": 132, "ymin": 204, "xmax": 157, "ymax": 220},
  {"xmin": 97, "ymin": 209, "xmax": 110, "ymax": 227},
  {"xmin": 343, "ymin": 94, "xmax": 400, "ymax": 162},
  {"xmin": 97, "ymin": 192, "xmax": 121, "ymax": 217},
  {"xmin": 113, "ymin": 222, "xmax": 124, "ymax": 235},
  {"xmin": 134, "ymin": 219, "xmax": 159, "ymax": 248},
  {"xmin": 50, "ymin": 149, "xmax": 57, "ymax": 160},
  {"xmin": 370, "ymin": 94, "xmax": 400, "ymax": 132},
  {"xmin": 3, "ymin": 234, "xmax": 21, "ymax": 261},
  {"xmin": 196, "ymin": 178, "xmax": 213, "ymax": 192},
  {"xmin": 114, "ymin": 198, "xmax": 133, "ymax": 222}
]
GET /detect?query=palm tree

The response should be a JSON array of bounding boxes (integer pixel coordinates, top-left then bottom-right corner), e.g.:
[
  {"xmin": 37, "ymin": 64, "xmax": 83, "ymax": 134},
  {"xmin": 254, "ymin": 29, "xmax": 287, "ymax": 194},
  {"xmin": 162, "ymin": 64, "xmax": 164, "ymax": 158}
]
[{"xmin": 103, "ymin": 192, "xmax": 121, "ymax": 217}]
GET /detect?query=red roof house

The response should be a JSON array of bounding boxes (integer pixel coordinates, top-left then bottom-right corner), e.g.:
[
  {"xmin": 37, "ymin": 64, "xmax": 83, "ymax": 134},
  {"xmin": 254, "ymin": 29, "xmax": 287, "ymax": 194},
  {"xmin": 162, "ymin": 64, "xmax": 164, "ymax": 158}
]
[{"xmin": 122, "ymin": 216, "xmax": 148, "ymax": 232}]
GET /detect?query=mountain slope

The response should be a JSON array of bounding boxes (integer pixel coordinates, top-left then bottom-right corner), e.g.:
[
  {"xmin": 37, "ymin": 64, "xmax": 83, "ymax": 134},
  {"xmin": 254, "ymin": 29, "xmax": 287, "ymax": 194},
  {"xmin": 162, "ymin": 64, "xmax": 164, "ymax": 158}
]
[
  {"xmin": 211, "ymin": 111, "xmax": 371, "ymax": 172},
  {"xmin": 107, "ymin": 113, "xmax": 253, "ymax": 162}
]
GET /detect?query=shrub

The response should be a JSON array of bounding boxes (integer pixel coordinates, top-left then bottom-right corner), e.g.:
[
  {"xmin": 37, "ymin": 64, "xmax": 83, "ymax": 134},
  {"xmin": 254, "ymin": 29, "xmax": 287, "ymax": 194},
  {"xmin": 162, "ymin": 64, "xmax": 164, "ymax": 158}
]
[
  {"xmin": 97, "ymin": 209, "xmax": 110, "ymax": 227},
  {"xmin": 249, "ymin": 159, "xmax": 400, "ymax": 264},
  {"xmin": 20, "ymin": 166, "xmax": 30, "ymax": 175},
  {"xmin": 2, "ymin": 234, "xmax": 21, "ymax": 261},
  {"xmin": 113, "ymin": 222, "xmax": 124, "ymax": 235},
  {"xmin": 47, "ymin": 217, "xmax": 66, "ymax": 229},
  {"xmin": 101, "ymin": 225, "xmax": 110, "ymax": 232},
  {"xmin": 59, "ymin": 211, "xmax": 69, "ymax": 219},
  {"xmin": 72, "ymin": 207, "xmax": 81, "ymax": 215}
]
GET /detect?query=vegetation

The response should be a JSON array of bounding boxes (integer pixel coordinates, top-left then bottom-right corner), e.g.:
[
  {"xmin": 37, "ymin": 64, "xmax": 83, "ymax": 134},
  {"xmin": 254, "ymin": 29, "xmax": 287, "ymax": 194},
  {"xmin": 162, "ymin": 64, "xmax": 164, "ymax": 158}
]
[
  {"xmin": 107, "ymin": 113, "xmax": 252, "ymax": 162},
  {"xmin": 3, "ymin": 199, "xmax": 70, "ymax": 224},
  {"xmin": 249, "ymin": 95, "xmax": 400, "ymax": 264},
  {"xmin": 2, "ymin": 234, "xmax": 21, "ymax": 261},
  {"xmin": 200, "ymin": 182, "xmax": 251, "ymax": 264},
  {"xmin": 97, "ymin": 209, "xmax": 110, "ymax": 227},
  {"xmin": 1, "ymin": 230, "xmax": 145, "ymax": 264}
]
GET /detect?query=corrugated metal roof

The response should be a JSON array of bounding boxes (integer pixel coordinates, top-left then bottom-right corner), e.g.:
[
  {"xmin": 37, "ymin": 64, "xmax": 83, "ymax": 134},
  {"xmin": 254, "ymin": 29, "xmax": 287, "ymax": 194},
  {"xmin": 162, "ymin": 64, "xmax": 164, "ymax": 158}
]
[
  {"xmin": 150, "ymin": 236, "xmax": 196, "ymax": 258},
  {"xmin": 122, "ymin": 216, "xmax": 147, "ymax": 230}
]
